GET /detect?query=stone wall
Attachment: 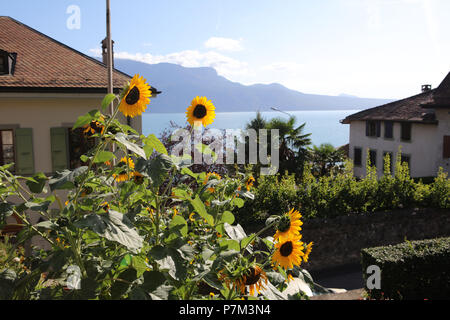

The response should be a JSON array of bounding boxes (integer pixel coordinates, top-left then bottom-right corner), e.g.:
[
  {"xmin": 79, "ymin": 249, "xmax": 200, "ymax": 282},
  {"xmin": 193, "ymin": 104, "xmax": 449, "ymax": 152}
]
[{"xmin": 300, "ymin": 208, "xmax": 450, "ymax": 272}]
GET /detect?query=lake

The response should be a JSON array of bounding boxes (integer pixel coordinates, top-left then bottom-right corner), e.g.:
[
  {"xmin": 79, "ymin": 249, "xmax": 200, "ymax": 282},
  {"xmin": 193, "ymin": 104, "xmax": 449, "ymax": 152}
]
[{"xmin": 142, "ymin": 110, "xmax": 360, "ymax": 147}]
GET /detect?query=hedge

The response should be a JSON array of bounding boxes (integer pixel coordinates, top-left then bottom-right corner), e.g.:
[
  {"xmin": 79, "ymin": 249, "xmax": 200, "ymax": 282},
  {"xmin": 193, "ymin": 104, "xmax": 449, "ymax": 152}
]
[
  {"xmin": 361, "ymin": 237, "xmax": 450, "ymax": 300},
  {"xmin": 235, "ymin": 160, "xmax": 449, "ymax": 226}
]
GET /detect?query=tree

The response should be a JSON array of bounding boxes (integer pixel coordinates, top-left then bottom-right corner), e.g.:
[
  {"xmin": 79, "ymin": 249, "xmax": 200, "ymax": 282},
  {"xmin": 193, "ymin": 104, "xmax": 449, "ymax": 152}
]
[{"xmin": 309, "ymin": 143, "xmax": 345, "ymax": 177}]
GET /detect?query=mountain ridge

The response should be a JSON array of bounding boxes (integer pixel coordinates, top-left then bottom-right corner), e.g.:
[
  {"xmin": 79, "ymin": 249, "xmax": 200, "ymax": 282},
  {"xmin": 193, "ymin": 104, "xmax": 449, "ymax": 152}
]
[{"xmin": 112, "ymin": 59, "xmax": 394, "ymax": 113}]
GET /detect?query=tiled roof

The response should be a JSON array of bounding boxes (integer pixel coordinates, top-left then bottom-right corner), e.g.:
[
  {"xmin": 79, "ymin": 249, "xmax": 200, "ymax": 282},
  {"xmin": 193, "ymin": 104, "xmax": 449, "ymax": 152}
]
[
  {"xmin": 0, "ymin": 16, "xmax": 131, "ymax": 92},
  {"xmin": 423, "ymin": 72, "xmax": 450, "ymax": 109},
  {"xmin": 342, "ymin": 71, "xmax": 450, "ymax": 124}
]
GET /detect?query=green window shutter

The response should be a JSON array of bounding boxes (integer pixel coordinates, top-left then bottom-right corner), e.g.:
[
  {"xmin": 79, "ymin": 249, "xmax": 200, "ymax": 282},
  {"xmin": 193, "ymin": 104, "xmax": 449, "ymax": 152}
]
[
  {"xmin": 15, "ymin": 128, "xmax": 35, "ymax": 175},
  {"xmin": 50, "ymin": 127, "xmax": 69, "ymax": 172}
]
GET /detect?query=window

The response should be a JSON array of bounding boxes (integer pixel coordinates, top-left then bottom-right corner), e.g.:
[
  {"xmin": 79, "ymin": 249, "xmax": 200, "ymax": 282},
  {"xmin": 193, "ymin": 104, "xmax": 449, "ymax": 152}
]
[
  {"xmin": 401, "ymin": 155, "xmax": 411, "ymax": 168},
  {"xmin": 384, "ymin": 121, "xmax": 394, "ymax": 139},
  {"xmin": 0, "ymin": 130, "xmax": 15, "ymax": 171},
  {"xmin": 401, "ymin": 122, "xmax": 412, "ymax": 141},
  {"xmin": 444, "ymin": 136, "xmax": 450, "ymax": 159},
  {"xmin": 0, "ymin": 51, "xmax": 9, "ymax": 75},
  {"xmin": 51, "ymin": 127, "xmax": 96, "ymax": 172},
  {"xmin": 369, "ymin": 149, "xmax": 377, "ymax": 168},
  {"xmin": 366, "ymin": 120, "xmax": 381, "ymax": 137},
  {"xmin": 68, "ymin": 128, "xmax": 96, "ymax": 169},
  {"xmin": 354, "ymin": 147, "xmax": 362, "ymax": 166}
]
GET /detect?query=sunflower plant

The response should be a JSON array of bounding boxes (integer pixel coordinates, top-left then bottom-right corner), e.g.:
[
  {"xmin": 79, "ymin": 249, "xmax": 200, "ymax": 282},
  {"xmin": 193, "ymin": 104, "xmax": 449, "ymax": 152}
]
[{"xmin": 0, "ymin": 75, "xmax": 319, "ymax": 300}]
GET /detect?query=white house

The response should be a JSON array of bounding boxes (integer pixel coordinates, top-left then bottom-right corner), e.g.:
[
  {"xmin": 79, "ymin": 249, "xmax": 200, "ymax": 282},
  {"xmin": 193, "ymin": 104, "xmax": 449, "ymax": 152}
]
[{"xmin": 342, "ymin": 73, "xmax": 450, "ymax": 178}]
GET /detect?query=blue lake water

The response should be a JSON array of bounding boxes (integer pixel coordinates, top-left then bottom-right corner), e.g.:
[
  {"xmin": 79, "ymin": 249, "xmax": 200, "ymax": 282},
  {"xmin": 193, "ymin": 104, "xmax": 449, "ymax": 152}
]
[{"xmin": 142, "ymin": 110, "xmax": 360, "ymax": 147}]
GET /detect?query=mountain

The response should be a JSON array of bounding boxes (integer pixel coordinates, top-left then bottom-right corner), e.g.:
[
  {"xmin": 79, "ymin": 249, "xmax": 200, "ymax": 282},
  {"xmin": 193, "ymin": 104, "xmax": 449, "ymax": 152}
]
[{"xmin": 113, "ymin": 59, "xmax": 394, "ymax": 113}]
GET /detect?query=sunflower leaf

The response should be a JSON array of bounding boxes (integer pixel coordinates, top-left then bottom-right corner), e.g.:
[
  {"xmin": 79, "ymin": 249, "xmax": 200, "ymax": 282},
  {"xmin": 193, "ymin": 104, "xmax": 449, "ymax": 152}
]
[
  {"xmin": 114, "ymin": 133, "xmax": 147, "ymax": 159},
  {"xmin": 93, "ymin": 151, "xmax": 116, "ymax": 164},
  {"xmin": 73, "ymin": 110, "xmax": 101, "ymax": 130},
  {"xmin": 143, "ymin": 134, "xmax": 168, "ymax": 157},
  {"xmin": 101, "ymin": 93, "xmax": 117, "ymax": 113}
]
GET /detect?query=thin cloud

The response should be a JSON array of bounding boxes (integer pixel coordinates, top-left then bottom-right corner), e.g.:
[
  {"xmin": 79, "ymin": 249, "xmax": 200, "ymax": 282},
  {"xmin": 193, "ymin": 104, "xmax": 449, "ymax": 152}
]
[
  {"xmin": 89, "ymin": 48, "xmax": 249, "ymax": 78},
  {"xmin": 204, "ymin": 37, "xmax": 244, "ymax": 52}
]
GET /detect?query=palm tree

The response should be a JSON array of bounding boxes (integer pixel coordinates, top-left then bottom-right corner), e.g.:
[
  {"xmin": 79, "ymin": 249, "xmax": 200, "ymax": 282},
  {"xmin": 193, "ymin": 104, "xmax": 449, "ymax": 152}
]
[
  {"xmin": 309, "ymin": 143, "xmax": 345, "ymax": 176},
  {"xmin": 265, "ymin": 115, "xmax": 312, "ymax": 177}
]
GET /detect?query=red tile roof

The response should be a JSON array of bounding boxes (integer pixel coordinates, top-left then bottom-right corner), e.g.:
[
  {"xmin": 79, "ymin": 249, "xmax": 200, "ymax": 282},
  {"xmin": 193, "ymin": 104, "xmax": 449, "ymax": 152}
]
[{"xmin": 0, "ymin": 16, "xmax": 131, "ymax": 93}]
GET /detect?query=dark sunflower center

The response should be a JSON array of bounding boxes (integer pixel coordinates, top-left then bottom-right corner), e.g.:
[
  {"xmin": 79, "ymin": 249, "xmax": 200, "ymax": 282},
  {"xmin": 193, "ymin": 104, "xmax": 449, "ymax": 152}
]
[
  {"xmin": 280, "ymin": 241, "xmax": 294, "ymax": 257},
  {"xmin": 244, "ymin": 268, "xmax": 261, "ymax": 286},
  {"xmin": 193, "ymin": 104, "xmax": 207, "ymax": 119},
  {"xmin": 125, "ymin": 86, "xmax": 140, "ymax": 105}
]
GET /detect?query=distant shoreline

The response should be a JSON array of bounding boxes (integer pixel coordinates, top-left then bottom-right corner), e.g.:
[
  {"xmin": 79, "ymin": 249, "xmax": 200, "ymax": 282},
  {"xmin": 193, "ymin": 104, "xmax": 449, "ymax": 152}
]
[{"xmin": 146, "ymin": 108, "xmax": 363, "ymax": 114}]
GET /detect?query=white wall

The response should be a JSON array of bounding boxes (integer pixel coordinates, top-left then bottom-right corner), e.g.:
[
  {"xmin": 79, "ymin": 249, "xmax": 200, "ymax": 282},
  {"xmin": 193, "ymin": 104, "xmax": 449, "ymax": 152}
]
[
  {"xmin": 0, "ymin": 93, "xmax": 142, "ymax": 174},
  {"xmin": 349, "ymin": 120, "xmax": 442, "ymax": 178}
]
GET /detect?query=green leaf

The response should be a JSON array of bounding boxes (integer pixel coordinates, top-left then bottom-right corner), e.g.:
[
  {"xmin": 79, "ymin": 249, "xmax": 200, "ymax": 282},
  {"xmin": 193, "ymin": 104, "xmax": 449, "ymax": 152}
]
[
  {"xmin": 221, "ymin": 211, "xmax": 235, "ymax": 225},
  {"xmin": 115, "ymin": 133, "xmax": 147, "ymax": 159},
  {"xmin": 169, "ymin": 215, "xmax": 188, "ymax": 238},
  {"xmin": 142, "ymin": 271, "xmax": 167, "ymax": 292},
  {"xmin": 216, "ymin": 211, "xmax": 235, "ymax": 235},
  {"xmin": 180, "ymin": 167, "xmax": 197, "ymax": 179},
  {"xmin": 136, "ymin": 154, "xmax": 173, "ymax": 187},
  {"xmin": 224, "ymin": 223, "xmax": 247, "ymax": 241},
  {"xmin": 101, "ymin": 93, "xmax": 117, "ymax": 112},
  {"xmin": 149, "ymin": 285, "xmax": 173, "ymax": 300},
  {"xmin": 74, "ymin": 210, "xmax": 143, "ymax": 253},
  {"xmin": 240, "ymin": 235, "xmax": 255, "ymax": 252},
  {"xmin": 231, "ymin": 197, "xmax": 245, "ymax": 208},
  {"xmin": 93, "ymin": 151, "xmax": 116, "ymax": 164},
  {"xmin": 0, "ymin": 269, "xmax": 17, "ymax": 300},
  {"xmin": 49, "ymin": 166, "xmax": 88, "ymax": 191},
  {"xmin": 143, "ymin": 134, "xmax": 168, "ymax": 157},
  {"xmin": 219, "ymin": 239, "xmax": 240, "ymax": 252},
  {"xmin": 190, "ymin": 196, "xmax": 214, "ymax": 226},
  {"xmin": 34, "ymin": 220, "xmax": 56, "ymax": 230},
  {"xmin": 73, "ymin": 110, "xmax": 101, "ymax": 130},
  {"xmin": 0, "ymin": 202, "xmax": 14, "ymax": 223},
  {"xmin": 194, "ymin": 143, "xmax": 218, "ymax": 161},
  {"xmin": 25, "ymin": 172, "xmax": 48, "ymax": 194},
  {"xmin": 120, "ymin": 254, "xmax": 132, "ymax": 268},
  {"xmin": 111, "ymin": 268, "xmax": 137, "ymax": 299},
  {"xmin": 148, "ymin": 246, "xmax": 187, "ymax": 281}
]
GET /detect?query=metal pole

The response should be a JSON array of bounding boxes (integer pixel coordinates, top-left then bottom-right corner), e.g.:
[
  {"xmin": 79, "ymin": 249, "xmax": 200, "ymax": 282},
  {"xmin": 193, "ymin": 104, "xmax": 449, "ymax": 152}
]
[
  {"xmin": 106, "ymin": 0, "xmax": 116, "ymax": 165},
  {"xmin": 106, "ymin": 0, "xmax": 113, "ymax": 105}
]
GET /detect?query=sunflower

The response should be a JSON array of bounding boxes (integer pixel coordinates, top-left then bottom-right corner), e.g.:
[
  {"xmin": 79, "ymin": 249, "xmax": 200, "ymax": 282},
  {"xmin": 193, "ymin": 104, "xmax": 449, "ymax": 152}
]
[
  {"xmin": 219, "ymin": 264, "xmax": 268, "ymax": 296},
  {"xmin": 272, "ymin": 236, "xmax": 305, "ymax": 270},
  {"xmin": 133, "ymin": 171, "xmax": 144, "ymax": 185},
  {"xmin": 245, "ymin": 175, "xmax": 255, "ymax": 191},
  {"xmin": 186, "ymin": 96, "xmax": 216, "ymax": 127},
  {"xmin": 273, "ymin": 208, "xmax": 303, "ymax": 243},
  {"xmin": 303, "ymin": 242, "xmax": 314, "ymax": 263},
  {"xmin": 204, "ymin": 172, "xmax": 221, "ymax": 193},
  {"xmin": 113, "ymin": 157, "xmax": 135, "ymax": 182},
  {"xmin": 83, "ymin": 116, "xmax": 105, "ymax": 137},
  {"xmin": 119, "ymin": 74, "xmax": 151, "ymax": 118}
]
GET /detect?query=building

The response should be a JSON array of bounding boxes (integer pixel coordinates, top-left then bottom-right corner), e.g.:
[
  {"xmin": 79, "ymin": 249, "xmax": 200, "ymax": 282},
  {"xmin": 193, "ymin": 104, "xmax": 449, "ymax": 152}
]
[
  {"xmin": 0, "ymin": 16, "xmax": 157, "ymax": 176},
  {"xmin": 342, "ymin": 72, "xmax": 450, "ymax": 178}
]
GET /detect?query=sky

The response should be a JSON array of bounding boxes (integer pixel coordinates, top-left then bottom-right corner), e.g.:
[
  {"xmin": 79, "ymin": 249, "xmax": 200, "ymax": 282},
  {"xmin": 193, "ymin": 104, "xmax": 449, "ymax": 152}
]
[{"xmin": 3, "ymin": 0, "xmax": 450, "ymax": 99}]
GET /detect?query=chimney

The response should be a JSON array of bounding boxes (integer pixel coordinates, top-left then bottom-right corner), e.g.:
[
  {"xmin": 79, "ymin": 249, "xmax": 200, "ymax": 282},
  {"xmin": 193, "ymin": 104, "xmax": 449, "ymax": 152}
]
[
  {"xmin": 422, "ymin": 84, "xmax": 432, "ymax": 93},
  {"xmin": 101, "ymin": 38, "xmax": 114, "ymax": 67}
]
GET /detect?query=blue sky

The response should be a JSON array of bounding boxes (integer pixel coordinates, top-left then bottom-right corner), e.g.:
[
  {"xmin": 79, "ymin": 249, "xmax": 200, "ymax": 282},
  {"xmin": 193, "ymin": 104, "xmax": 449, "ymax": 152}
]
[{"xmin": 4, "ymin": 0, "xmax": 450, "ymax": 99}]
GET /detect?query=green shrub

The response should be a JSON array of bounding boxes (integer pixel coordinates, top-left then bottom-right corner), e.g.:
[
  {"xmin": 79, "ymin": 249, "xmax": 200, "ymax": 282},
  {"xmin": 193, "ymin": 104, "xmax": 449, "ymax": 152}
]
[
  {"xmin": 236, "ymin": 148, "xmax": 449, "ymax": 228},
  {"xmin": 361, "ymin": 237, "xmax": 450, "ymax": 300}
]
